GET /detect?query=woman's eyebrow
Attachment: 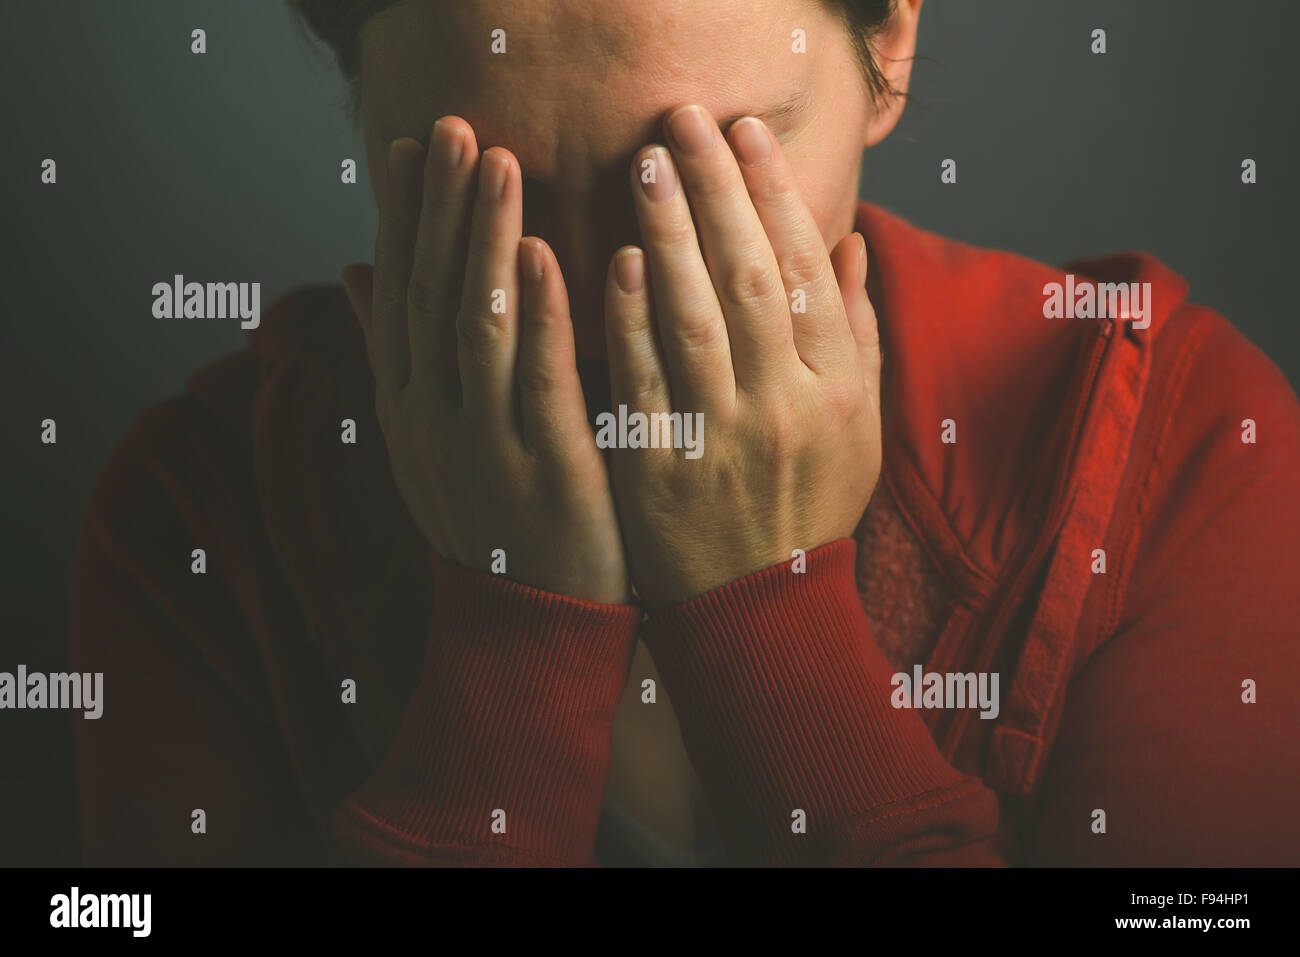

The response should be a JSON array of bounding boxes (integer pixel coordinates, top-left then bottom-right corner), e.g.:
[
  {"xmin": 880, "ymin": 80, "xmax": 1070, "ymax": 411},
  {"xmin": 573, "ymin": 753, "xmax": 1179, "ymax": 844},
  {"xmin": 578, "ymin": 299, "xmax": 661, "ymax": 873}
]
[
  {"xmin": 717, "ymin": 91, "xmax": 811, "ymax": 131},
  {"xmin": 513, "ymin": 91, "xmax": 813, "ymax": 187}
]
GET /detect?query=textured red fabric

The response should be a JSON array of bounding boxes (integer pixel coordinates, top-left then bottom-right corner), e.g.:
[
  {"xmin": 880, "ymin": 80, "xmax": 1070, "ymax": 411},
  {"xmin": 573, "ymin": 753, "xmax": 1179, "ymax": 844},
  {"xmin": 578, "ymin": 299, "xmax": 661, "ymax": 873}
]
[
  {"xmin": 853, "ymin": 481, "xmax": 951, "ymax": 672},
  {"xmin": 68, "ymin": 202, "xmax": 1300, "ymax": 866}
]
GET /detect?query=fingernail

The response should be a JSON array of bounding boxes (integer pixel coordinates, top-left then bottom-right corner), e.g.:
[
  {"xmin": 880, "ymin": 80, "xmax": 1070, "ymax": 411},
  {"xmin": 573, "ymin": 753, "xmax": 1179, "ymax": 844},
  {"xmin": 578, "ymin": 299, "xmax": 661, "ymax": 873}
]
[
  {"xmin": 857, "ymin": 233, "xmax": 868, "ymax": 279},
  {"xmin": 480, "ymin": 150, "xmax": 508, "ymax": 199},
  {"xmin": 731, "ymin": 117, "xmax": 771, "ymax": 165},
  {"xmin": 521, "ymin": 239, "xmax": 545, "ymax": 282},
  {"xmin": 639, "ymin": 147, "xmax": 678, "ymax": 202},
  {"xmin": 433, "ymin": 119, "xmax": 464, "ymax": 169},
  {"xmin": 614, "ymin": 248, "xmax": 644, "ymax": 294},
  {"xmin": 667, "ymin": 105, "xmax": 715, "ymax": 155}
]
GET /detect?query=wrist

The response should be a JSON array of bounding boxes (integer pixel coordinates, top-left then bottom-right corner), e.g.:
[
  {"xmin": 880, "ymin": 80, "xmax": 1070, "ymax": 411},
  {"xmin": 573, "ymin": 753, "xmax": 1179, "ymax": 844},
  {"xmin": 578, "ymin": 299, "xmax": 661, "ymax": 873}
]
[
  {"xmin": 636, "ymin": 538, "xmax": 849, "ymax": 612},
  {"xmin": 433, "ymin": 548, "xmax": 634, "ymax": 607}
]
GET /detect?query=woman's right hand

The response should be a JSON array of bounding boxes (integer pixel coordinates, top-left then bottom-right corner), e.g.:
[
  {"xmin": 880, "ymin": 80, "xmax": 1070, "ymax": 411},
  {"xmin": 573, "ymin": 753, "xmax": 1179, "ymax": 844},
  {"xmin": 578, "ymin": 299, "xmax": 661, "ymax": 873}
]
[{"xmin": 341, "ymin": 117, "xmax": 631, "ymax": 605}]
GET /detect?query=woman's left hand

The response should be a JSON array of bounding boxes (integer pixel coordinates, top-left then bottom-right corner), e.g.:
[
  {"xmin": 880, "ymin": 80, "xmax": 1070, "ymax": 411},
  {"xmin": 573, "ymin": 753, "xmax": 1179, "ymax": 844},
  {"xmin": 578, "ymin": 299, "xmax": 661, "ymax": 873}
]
[{"xmin": 603, "ymin": 106, "xmax": 882, "ymax": 611}]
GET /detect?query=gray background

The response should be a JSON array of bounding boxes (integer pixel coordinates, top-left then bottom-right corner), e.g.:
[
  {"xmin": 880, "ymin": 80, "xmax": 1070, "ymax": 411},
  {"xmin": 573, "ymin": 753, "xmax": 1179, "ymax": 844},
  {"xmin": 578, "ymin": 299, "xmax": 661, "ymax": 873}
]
[{"xmin": 2, "ymin": 0, "xmax": 1296, "ymax": 864}]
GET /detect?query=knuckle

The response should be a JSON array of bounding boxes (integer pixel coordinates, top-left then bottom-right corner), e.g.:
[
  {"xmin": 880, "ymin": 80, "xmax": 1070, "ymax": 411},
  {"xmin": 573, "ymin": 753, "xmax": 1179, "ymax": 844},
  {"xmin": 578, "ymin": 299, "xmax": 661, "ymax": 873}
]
[
  {"xmin": 669, "ymin": 312, "xmax": 725, "ymax": 356},
  {"xmin": 629, "ymin": 370, "xmax": 667, "ymax": 409},
  {"xmin": 422, "ymin": 181, "xmax": 462, "ymax": 218},
  {"xmin": 782, "ymin": 244, "xmax": 829, "ymax": 291},
  {"xmin": 647, "ymin": 214, "xmax": 698, "ymax": 250},
  {"xmin": 406, "ymin": 277, "xmax": 443, "ymax": 316},
  {"xmin": 456, "ymin": 307, "xmax": 509, "ymax": 358},
  {"xmin": 753, "ymin": 164, "xmax": 796, "ymax": 203},
  {"xmin": 689, "ymin": 169, "xmax": 729, "ymax": 202},
  {"xmin": 720, "ymin": 257, "xmax": 781, "ymax": 309},
  {"xmin": 822, "ymin": 376, "xmax": 864, "ymax": 423},
  {"xmin": 373, "ymin": 283, "xmax": 406, "ymax": 313},
  {"xmin": 516, "ymin": 355, "xmax": 560, "ymax": 397},
  {"xmin": 468, "ymin": 223, "xmax": 500, "ymax": 259}
]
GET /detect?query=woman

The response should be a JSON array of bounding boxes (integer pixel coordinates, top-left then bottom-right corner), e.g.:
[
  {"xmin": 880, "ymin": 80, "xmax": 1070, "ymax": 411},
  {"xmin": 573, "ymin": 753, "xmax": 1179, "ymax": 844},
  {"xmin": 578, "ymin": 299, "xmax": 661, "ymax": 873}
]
[{"xmin": 70, "ymin": 0, "xmax": 1300, "ymax": 866}]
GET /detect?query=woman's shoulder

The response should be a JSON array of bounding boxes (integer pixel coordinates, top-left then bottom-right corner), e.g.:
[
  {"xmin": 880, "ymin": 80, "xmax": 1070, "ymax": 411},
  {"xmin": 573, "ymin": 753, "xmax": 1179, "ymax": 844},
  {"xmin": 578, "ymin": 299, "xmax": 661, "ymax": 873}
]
[
  {"xmin": 119, "ymin": 281, "xmax": 361, "ymax": 450},
  {"xmin": 246, "ymin": 282, "xmax": 362, "ymax": 362},
  {"xmin": 856, "ymin": 200, "xmax": 1300, "ymax": 598},
  {"xmin": 78, "ymin": 283, "xmax": 365, "ymax": 559},
  {"xmin": 856, "ymin": 198, "xmax": 1299, "ymax": 456},
  {"xmin": 1120, "ymin": 300, "xmax": 1300, "ymax": 585}
]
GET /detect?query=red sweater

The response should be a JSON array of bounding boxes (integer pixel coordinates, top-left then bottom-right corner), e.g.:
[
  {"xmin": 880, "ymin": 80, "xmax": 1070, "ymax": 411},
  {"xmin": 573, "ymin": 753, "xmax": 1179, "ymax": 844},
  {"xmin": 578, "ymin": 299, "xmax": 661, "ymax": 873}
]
[{"xmin": 69, "ymin": 203, "xmax": 1300, "ymax": 866}]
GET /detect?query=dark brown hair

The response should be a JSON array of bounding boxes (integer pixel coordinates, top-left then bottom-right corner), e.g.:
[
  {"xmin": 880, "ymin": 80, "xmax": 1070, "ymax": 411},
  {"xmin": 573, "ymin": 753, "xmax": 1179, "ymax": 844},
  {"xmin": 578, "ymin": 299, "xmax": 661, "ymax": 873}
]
[{"xmin": 287, "ymin": 0, "xmax": 900, "ymax": 122}]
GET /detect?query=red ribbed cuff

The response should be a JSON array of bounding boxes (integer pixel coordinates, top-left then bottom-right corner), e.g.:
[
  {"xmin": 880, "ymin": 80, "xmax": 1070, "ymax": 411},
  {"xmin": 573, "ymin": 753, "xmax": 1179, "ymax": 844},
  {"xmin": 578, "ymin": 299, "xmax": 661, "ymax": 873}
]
[
  {"xmin": 640, "ymin": 538, "xmax": 983, "ymax": 865},
  {"xmin": 334, "ymin": 553, "xmax": 643, "ymax": 866}
]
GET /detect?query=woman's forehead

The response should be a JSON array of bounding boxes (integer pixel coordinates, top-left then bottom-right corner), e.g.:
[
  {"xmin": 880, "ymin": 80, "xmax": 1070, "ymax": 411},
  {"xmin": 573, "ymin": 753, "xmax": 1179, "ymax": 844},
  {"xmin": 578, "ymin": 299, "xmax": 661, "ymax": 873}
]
[{"xmin": 360, "ymin": 0, "xmax": 830, "ymax": 182}]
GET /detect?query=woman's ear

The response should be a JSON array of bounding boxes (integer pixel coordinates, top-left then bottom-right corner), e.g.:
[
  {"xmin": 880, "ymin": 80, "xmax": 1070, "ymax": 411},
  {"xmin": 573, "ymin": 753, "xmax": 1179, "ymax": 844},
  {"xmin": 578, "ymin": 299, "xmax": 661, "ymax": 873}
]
[{"xmin": 863, "ymin": 0, "xmax": 923, "ymax": 149}]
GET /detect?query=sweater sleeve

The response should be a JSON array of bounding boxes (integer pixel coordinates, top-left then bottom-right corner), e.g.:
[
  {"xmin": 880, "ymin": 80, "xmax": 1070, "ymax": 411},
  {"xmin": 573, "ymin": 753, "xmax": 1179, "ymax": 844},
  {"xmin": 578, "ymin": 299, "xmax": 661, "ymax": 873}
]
[
  {"xmin": 639, "ymin": 538, "xmax": 1003, "ymax": 866},
  {"xmin": 331, "ymin": 554, "xmax": 642, "ymax": 866},
  {"xmin": 69, "ymin": 392, "xmax": 642, "ymax": 867}
]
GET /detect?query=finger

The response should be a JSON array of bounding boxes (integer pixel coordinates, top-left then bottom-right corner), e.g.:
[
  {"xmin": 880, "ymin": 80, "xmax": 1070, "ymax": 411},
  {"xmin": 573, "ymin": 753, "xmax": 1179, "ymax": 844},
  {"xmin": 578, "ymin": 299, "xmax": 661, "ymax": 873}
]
[
  {"xmin": 408, "ymin": 116, "xmax": 480, "ymax": 403},
  {"xmin": 372, "ymin": 138, "xmax": 425, "ymax": 394},
  {"xmin": 725, "ymin": 116, "xmax": 856, "ymax": 375},
  {"xmin": 662, "ymin": 105, "xmax": 794, "ymax": 386},
  {"xmin": 515, "ymin": 237, "xmax": 591, "ymax": 455},
  {"xmin": 629, "ymin": 144, "xmax": 735, "ymax": 413},
  {"xmin": 832, "ymin": 232, "xmax": 881, "ymax": 392},
  {"xmin": 457, "ymin": 147, "xmax": 523, "ymax": 430},
  {"xmin": 604, "ymin": 245, "xmax": 671, "ymax": 420}
]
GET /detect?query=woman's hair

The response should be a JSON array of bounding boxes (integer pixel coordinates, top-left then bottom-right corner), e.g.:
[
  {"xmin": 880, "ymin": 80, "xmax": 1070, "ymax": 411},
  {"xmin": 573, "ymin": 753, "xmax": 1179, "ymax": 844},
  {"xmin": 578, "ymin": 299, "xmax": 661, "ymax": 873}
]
[{"xmin": 287, "ymin": 0, "xmax": 900, "ymax": 123}]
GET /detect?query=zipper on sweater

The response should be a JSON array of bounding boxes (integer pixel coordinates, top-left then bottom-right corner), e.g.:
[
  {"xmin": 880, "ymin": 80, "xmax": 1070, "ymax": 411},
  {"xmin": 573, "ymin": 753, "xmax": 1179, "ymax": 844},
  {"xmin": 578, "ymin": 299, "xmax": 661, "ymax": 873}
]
[{"xmin": 937, "ymin": 317, "xmax": 1117, "ymax": 756}]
